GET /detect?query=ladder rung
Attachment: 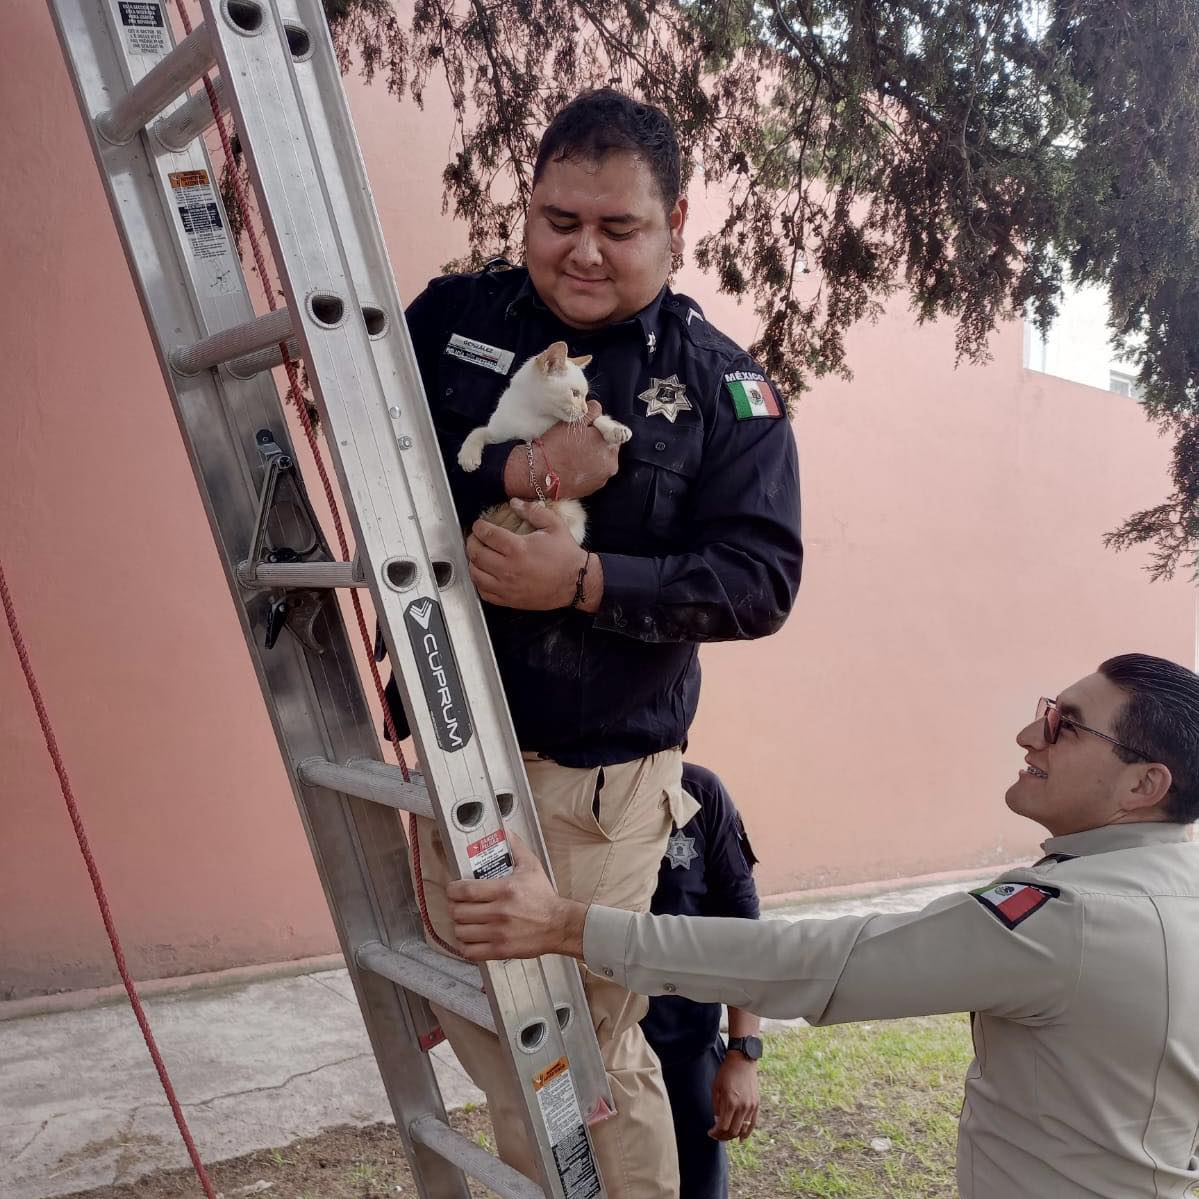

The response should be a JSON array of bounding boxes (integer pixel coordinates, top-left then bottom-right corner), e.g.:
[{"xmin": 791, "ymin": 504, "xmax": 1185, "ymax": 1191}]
[
  {"xmin": 410, "ymin": 1115, "xmax": 545, "ymax": 1199},
  {"xmin": 356, "ymin": 940, "xmax": 494, "ymax": 1033},
  {"xmin": 170, "ymin": 308, "xmax": 294, "ymax": 376},
  {"xmin": 296, "ymin": 758, "xmax": 434, "ymax": 818},
  {"xmin": 399, "ymin": 937, "xmax": 485, "ymax": 991},
  {"xmin": 95, "ymin": 23, "xmax": 215, "ymax": 145},
  {"xmin": 152, "ymin": 74, "xmax": 227, "ymax": 152},
  {"xmin": 238, "ymin": 560, "xmax": 367, "ymax": 590},
  {"xmin": 226, "ymin": 335, "xmax": 303, "ymax": 380}
]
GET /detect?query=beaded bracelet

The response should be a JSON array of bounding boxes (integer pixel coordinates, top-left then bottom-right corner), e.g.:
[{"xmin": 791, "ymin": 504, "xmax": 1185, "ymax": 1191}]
[{"xmin": 570, "ymin": 553, "xmax": 591, "ymax": 610}]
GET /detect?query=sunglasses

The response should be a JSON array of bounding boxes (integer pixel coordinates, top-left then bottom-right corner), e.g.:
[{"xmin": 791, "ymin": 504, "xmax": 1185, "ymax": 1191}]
[{"xmin": 1036, "ymin": 697, "xmax": 1151, "ymax": 761}]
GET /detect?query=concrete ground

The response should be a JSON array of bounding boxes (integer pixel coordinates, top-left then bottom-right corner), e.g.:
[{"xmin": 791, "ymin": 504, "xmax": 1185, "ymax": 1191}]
[{"xmin": 1, "ymin": 871, "xmax": 998, "ymax": 1199}]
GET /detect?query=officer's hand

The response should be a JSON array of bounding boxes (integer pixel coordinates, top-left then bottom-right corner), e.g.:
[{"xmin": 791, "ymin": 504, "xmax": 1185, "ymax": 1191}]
[
  {"xmin": 709, "ymin": 1053, "xmax": 760, "ymax": 1142},
  {"xmin": 540, "ymin": 400, "xmax": 621, "ymax": 500},
  {"xmin": 466, "ymin": 500, "xmax": 587, "ymax": 610},
  {"xmin": 448, "ymin": 833, "xmax": 588, "ymax": 961}
]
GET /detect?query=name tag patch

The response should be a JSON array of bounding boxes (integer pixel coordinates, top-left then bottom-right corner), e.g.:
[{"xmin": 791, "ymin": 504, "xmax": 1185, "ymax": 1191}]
[
  {"xmin": 724, "ymin": 372, "xmax": 783, "ymax": 419},
  {"xmin": 445, "ymin": 333, "xmax": 514, "ymax": 375},
  {"xmin": 972, "ymin": 882, "xmax": 1058, "ymax": 929}
]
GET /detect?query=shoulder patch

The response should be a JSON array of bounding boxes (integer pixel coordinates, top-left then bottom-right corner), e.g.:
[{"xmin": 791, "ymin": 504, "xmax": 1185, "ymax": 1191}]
[
  {"xmin": 724, "ymin": 373, "xmax": 783, "ymax": 419},
  {"xmin": 972, "ymin": 882, "xmax": 1059, "ymax": 929},
  {"xmin": 735, "ymin": 816, "xmax": 759, "ymax": 868}
]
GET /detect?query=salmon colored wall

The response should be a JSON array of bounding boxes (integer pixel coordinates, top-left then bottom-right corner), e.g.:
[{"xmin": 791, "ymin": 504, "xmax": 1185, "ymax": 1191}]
[
  {"xmin": 687, "ymin": 296, "xmax": 1195, "ymax": 887},
  {"xmin": 2, "ymin": 2, "xmax": 1193, "ymax": 998}
]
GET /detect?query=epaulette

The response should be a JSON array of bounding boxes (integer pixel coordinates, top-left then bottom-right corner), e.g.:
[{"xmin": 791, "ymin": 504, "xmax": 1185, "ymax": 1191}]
[
  {"xmin": 662, "ymin": 293, "xmax": 749, "ymax": 359},
  {"xmin": 1031, "ymin": 852, "xmax": 1078, "ymax": 869}
]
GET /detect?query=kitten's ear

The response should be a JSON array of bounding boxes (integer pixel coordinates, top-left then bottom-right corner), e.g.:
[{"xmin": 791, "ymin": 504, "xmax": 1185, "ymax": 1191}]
[
  {"xmin": 539, "ymin": 341, "xmax": 568, "ymax": 375},
  {"xmin": 568, "ymin": 354, "xmax": 592, "ymax": 369}
]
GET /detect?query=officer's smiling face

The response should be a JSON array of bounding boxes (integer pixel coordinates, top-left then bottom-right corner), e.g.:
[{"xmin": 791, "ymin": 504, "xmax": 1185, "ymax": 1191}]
[
  {"xmin": 524, "ymin": 150, "xmax": 686, "ymax": 330},
  {"xmin": 1005, "ymin": 672, "xmax": 1164, "ymax": 836}
]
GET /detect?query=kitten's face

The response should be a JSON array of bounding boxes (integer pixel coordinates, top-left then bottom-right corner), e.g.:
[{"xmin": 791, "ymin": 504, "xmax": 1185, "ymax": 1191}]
[{"xmin": 533, "ymin": 341, "xmax": 591, "ymax": 423}]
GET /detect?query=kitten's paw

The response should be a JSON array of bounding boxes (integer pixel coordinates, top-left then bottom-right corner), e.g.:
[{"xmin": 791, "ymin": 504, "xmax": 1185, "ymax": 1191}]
[
  {"xmin": 457, "ymin": 433, "xmax": 485, "ymax": 472},
  {"xmin": 598, "ymin": 418, "xmax": 633, "ymax": 446}
]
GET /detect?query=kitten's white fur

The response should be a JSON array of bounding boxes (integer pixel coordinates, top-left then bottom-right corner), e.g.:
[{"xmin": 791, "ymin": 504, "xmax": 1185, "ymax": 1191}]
[{"xmin": 457, "ymin": 340, "xmax": 631, "ymax": 545}]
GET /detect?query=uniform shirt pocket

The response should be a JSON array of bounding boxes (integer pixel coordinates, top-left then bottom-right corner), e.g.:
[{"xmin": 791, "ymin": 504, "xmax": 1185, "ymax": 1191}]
[
  {"xmin": 614, "ymin": 427, "xmax": 703, "ymax": 545},
  {"xmin": 434, "ymin": 354, "xmax": 512, "ymax": 434}
]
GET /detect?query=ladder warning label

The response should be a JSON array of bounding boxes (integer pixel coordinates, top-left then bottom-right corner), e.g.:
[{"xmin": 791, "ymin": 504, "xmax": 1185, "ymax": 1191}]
[
  {"xmin": 168, "ymin": 171, "xmax": 232, "ymax": 265},
  {"xmin": 534, "ymin": 1058, "xmax": 600, "ymax": 1199},
  {"xmin": 405, "ymin": 598, "xmax": 473, "ymax": 752},
  {"xmin": 466, "ymin": 829, "xmax": 513, "ymax": 880},
  {"xmin": 118, "ymin": 2, "xmax": 168, "ymax": 56}
]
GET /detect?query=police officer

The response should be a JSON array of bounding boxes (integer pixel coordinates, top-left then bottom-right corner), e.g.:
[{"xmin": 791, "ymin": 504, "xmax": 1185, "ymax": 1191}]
[
  {"xmin": 642, "ymin": 763, "xmax": 762, "ymax": 1199},
  {"xmin": 448, "ymin": 654, "xmax": 1199, "ymax": 1199},
  {"xmin": 387, "ymin": 88, "xmax": 802, "ymax": 1196}
]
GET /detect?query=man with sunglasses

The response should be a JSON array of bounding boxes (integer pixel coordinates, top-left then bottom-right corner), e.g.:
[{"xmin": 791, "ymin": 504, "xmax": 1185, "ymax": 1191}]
[{"xmin": 447, "ymin": 653, "xmax": 1199, "ymax": 1198}]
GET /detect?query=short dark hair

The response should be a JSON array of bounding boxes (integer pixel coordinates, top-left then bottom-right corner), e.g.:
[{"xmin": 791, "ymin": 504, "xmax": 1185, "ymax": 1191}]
[
  {"xmin": 533, "ymin": 89, "xmax": 681, "ymax": 213},
  {"xmin": 1099, "ymin": 653, "xmax": 1199, "ymax": 823}
]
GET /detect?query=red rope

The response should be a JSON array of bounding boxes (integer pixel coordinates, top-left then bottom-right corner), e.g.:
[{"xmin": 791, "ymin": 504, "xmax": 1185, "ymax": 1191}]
[{"xmin": 0, "ymin": 563, "xmax": 219, "ymax": 1199}]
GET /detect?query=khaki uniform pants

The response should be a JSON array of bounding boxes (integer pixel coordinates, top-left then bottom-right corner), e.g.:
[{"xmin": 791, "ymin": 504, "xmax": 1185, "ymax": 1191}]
[{"xmin": 413, "ymin": 749, "xmax": 698, "ymax": 1198}]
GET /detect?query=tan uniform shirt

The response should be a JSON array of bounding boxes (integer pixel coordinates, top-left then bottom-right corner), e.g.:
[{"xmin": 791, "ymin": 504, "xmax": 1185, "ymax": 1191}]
[{"xmin": 584, "ymin": 822, "xmax": 1199, "ymax": 1198}]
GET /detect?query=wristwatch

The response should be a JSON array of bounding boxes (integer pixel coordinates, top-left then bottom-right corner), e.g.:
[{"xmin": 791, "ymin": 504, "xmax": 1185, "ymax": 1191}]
[{"xmin": 726, "ymin": 1035, "xmax": 763, "ymax": 1061}]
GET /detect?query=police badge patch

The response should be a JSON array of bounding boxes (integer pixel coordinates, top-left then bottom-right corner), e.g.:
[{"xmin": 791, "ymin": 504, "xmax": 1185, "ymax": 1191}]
[
  {"xmin": 664, "ymin": 830, "xmax": 698, "ymax": 870},
  {"xmin": 638, "ymin": 375, "xmax": 693, "ymax": 423},
  {"xmin": 971, "ymin": 881, "xmax": 1059, "ymax": 929}
]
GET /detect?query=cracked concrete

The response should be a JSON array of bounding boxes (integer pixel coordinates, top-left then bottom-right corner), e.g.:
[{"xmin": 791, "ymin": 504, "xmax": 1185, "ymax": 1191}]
[
  {"xmin": 0, "ymin": 966, "xmax": 486, "ymax": 1199},
  {"xmin": 1, "ymin": 873, "xmax": 993, "ymax": 1198}
]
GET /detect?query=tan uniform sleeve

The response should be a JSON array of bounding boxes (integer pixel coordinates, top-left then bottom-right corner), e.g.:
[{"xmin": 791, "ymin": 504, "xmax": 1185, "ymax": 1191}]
[{"xmin": 584, "ymin": 877, "xmax": 1084, "ymax": 1025}]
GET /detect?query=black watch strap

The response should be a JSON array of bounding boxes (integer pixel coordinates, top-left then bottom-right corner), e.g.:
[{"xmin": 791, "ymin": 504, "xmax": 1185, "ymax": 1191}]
[{"xmin": 727, "ymin": 1035, "xmax": 763, "ymax": 1061}]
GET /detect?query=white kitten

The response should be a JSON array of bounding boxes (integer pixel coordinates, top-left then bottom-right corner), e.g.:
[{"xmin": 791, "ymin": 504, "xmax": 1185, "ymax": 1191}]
[{"xmin": 457, "ymin": 340, "xmax": 632, "ymax": 545}]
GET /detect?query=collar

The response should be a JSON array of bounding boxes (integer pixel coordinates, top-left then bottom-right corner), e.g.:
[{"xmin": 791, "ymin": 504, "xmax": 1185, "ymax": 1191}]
[
  {"xmin": 505, "ymin": 270, "xmax": 666, "ymax": 356},
  {"xmin": 1040, "ymin": 821, "xmax": 1193, "ymax": 858}
]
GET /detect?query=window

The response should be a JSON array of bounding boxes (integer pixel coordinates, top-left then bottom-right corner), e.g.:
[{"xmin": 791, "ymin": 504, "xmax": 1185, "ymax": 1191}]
[
  {"xmin": 1108, "ymin": 370, "xmax": 1142, "ymax": 400},
  {"xmin": 1023, "ymin": 281, "xmax": 1142, "ymax": 396}
]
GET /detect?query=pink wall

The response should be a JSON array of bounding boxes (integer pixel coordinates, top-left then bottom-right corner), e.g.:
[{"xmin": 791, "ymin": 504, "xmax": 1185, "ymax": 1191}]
[
  {"xmin": 687, "ymin": 297, "xmax": 1193, "ymax": 886},
  {"xmin": 2, "ymin": 2, "xmax": 1193, "ymax": 998}
]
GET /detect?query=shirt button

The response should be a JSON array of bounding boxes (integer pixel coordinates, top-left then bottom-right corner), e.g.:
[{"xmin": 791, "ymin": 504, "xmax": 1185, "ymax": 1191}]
[
  {"xmin": 445, "ymin": 387, "xmax": 454, "ymax": 396},
  {"xmin": 663, "ymin": 982, "xmax": 677, "ymax": 993},
  {"xmin": 601, "ymin": 966, "xmax": 614, "ymax": 977},
  {"xmin": 655, "ymin": 441, "xmax": 666, "ymax": 452}
]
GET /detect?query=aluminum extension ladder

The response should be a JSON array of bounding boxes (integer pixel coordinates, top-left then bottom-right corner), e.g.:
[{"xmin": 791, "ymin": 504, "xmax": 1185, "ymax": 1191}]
[{"xmin": 47, "ymin": 1, "xmax": 612, "ymax": 1195}]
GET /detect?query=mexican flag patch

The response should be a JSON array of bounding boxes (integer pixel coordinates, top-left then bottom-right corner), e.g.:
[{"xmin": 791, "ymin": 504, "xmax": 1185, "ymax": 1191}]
[
  {"xmin": 725, "ymin": 372, "xmax": 783, "ymax": 419},
  {"xmin": 971, "ymin": 881, "xmax": 1058, "ymax": 929}
]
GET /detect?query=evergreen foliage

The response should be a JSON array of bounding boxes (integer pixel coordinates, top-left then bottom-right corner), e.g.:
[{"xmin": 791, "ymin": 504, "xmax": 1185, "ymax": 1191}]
[{"xmin": 325, "ymin": 0, "xmax": 1199, "ymax": 575}]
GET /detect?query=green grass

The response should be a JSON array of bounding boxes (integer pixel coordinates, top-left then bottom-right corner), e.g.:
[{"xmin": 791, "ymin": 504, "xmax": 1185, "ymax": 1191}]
[
  {"xmin": 729, "ymin": 1015, "xmax": 973, "ymax": 1198},
  {"xmin": 72, "ymin": 1014, "xmax": 973, "ymax": 1199}
]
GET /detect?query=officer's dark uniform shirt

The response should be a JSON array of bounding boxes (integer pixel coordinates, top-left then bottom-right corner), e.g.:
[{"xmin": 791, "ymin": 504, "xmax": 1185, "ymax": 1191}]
[
  {"xmin": 386, "ymin": 264, "xmax": 802, "ymax": 767},
  {"xmin": 640, "ymin": 764, "xmax": 760, "ymax": 1065}
]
